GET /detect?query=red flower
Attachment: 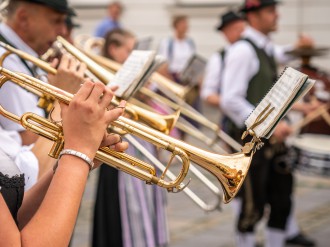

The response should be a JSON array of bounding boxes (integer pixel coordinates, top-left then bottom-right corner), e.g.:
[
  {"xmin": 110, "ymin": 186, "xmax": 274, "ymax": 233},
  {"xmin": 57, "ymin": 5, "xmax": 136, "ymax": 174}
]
[{"xmin": 246, "ymin": 0, "xmax": 261, "ymax": 8}]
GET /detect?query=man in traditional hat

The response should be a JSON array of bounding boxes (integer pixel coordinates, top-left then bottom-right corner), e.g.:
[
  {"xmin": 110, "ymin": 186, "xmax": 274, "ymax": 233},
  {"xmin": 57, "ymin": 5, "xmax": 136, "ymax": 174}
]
[
  {"xmin": 221, "ymin": 1, "xmax": 315, "ymax": 246},
  {"xmin": 0, "ymin": 0, "xmax": 87, "ymax": 189},
  {"xmin": 201, "ymin": 10, "xmax": 245, "ymax": 107}
]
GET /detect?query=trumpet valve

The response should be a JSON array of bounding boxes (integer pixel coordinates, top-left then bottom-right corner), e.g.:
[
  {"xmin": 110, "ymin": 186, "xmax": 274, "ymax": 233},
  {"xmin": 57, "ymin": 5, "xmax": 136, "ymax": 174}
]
[
  {"xmin": 49, "ymin": 135, "xmax": 65, "ymax": 159},
  {"xmin": 38, "ymin": 95, "xmax": 55, "ymax": 113}
]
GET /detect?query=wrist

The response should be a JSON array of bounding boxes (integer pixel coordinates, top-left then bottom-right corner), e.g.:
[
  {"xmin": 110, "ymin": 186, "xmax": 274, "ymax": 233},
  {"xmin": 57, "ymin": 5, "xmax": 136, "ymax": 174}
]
[
  {"xmin": 63, "ymin": 143, "xmax": 96, "ymax": 160},
  {"xmin": 54, "ymin": 149, "xmax": 94, "ymax": 173}
]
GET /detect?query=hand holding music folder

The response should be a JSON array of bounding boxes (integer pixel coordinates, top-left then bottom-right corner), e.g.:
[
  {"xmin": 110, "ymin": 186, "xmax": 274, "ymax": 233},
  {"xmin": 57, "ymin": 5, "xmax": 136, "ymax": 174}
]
[{"xmin": 242, "ymin": 67, "xmax": 315, "ymax": 144}]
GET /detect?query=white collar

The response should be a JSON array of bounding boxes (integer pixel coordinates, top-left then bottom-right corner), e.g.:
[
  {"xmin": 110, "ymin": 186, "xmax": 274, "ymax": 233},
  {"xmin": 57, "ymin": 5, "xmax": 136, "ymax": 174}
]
[
  {"xmin": 242, "ymin": 26, "xmax": 273, "ymax": 50},
  {"xmin": 0, "ymin": 22, "xmax": 38, "ymax": 57}
]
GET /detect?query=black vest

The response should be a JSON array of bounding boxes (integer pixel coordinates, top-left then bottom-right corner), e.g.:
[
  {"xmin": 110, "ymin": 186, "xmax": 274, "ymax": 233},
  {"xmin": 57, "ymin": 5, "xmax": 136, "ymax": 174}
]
[{"xmin": 225, "ymin": 38, "xmax": 277, "ymax": 142}]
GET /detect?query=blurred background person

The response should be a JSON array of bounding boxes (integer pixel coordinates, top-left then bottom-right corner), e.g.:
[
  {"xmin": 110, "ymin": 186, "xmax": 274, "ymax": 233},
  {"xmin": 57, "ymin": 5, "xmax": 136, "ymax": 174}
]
[
  {"xmin": 201, "ymin": 10, "xmax": 245, "ymax": 108},
  {"xmin": 221, "ymin": 0, "xmax": 315, "ymax": 246},
  {"xmin": 94, "ymin": 1, "xmax": 123, "ymax": 38},
  {"xmin": 158, "ymin": 14, "xmax": 195, "ymax": 83},
  {"xmin": 92, "ymin": 28, "xmax": 169, "ymax": 247},
  {"xmin": 0, "ymin": 0, "xmax": 87, "ymax": 190}
]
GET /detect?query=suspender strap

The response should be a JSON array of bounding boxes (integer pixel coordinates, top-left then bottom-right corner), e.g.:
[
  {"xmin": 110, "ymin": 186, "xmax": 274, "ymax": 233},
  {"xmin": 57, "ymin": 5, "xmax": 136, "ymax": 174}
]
[{"xmin": 0, "ymin": 33, "xmax": 37, "ymax": 77}]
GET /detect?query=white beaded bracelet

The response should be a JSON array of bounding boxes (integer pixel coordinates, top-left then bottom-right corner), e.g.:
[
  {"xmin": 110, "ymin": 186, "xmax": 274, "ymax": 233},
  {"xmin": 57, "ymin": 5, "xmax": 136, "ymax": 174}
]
[{"xmin": 56, "ymin": 149, "xmax": 94, "ymax": 171}]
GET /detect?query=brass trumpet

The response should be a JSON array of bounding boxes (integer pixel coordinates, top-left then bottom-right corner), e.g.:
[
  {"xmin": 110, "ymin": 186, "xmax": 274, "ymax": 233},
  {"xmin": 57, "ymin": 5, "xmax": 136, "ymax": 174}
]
[
  {"xmin": 0, "ymin": 41, "xmax": 221, "ymax": 211},
  {"xmin": 0, "ymin": 67, "xmax": 260, "ymax": 203}
]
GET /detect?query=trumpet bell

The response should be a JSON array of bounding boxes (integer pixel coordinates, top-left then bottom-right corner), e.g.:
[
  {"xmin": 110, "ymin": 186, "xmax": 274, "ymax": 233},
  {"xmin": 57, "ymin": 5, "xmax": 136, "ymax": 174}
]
[{"xmin": 203, "ymin": 152, "xmax": 252, "ymax": 203}]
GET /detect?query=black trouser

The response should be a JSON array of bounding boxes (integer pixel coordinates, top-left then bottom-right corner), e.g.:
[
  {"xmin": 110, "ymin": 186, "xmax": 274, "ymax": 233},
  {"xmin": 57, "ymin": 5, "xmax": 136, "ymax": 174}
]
[
  {"xmin": 236, "ymin": 142, "xmax": 293, "ymax": 233},
  {"xmin": 92, "ymin": 165, "xmax": 123, "ymax": 247},
  {"xmin": 223, "ymin": 120, "xmax": 294, "ymax": 233}
]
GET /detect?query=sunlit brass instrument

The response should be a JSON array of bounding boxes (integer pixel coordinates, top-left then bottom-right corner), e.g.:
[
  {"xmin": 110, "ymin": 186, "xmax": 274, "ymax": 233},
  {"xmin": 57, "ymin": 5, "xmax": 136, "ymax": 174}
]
[
  {"xmin": 0, "ymin": 41, "xmax": 179, "ymax": 135},
  {"xmin": 0, "ymin": 67, "xmax": 260, "ymax": 203},
  {"xmin": 56, "ymin": 36, "xmax": 243, "ymax": 207},
  {"xmin": 0, "ymin": 41, "xmax": 222, "ymax": 210},
  {"xmin": 58, "ymin": 36, "xmax": 230, "ymax": 207}
]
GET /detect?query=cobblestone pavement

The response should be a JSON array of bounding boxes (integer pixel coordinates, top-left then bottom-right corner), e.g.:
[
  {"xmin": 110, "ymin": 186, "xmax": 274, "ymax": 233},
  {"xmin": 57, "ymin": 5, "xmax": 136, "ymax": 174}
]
[{"xmin": 70, "ymin": 105, "xmax": 330, "ymax": 247}]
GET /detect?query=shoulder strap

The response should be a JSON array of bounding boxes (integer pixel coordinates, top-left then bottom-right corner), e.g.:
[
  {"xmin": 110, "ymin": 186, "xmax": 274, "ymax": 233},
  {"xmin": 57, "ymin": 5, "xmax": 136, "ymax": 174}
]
[
  {"xmin": 0, "ymin": 33, "xmax": 37, "ymax": 77},
  {"xmin": 187, "ymin": 38, "xmax": 195, "ymax": 50},
  {"xmin": 241, "ymin": 38, "xmax": 277, "ymax": 74},
  {"xmin": 213, "ymin": 48, "xmax": 227, "ymax": 94},
  {"xmin": 218, "ymin": 48, "xmax": 226, "ymax": 63},
  {"xmin": 167, "ymin": 37, "xmax": 174, "ymax": 62},
  {"xmin": 168, "ymin": 37, "xmax": 196, "ymax": 62}
]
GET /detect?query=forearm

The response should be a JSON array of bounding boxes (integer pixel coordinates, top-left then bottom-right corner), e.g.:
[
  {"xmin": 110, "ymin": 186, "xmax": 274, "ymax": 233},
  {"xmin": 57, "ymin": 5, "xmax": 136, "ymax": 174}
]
[
  {"xmin": 18, "ymin": 170, "xmax": 53, "ymax": 229},
  {"xmin": 21, "ymin": 155, "xmax": 89, "ymax": 246},
  {"xmin": 0, "ymin": 195, "xmax": 21, "ymax": 247},
  {"xmin": 31, "ymin": 137, "xmax": 57, "ymax": 179},
  {"xmin": 205, "ymin": 94, "xmax": 221, "ymax": 107}
]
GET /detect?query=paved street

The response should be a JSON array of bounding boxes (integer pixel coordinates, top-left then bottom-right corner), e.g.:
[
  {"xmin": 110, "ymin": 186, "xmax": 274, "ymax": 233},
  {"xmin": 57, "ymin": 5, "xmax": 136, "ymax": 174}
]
[
  {"xmin": 70, "ymin": 169, "xmax": 330, "ymax": 247},
  {"xmin": 70, "ymin": 105, "xmax": 330, "ymax": 247}
]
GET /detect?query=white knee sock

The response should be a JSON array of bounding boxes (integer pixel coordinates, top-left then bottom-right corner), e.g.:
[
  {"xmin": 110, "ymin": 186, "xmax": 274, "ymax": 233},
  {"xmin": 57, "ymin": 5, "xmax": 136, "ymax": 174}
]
[
  {"xmin": 285, "ymin": 206, "xmax": 299, "ymax": 238},
  {"xmin": 266, "ymin": 228, "xmax": 285, "ymax": 247},
  {"xmin": 236, "ymin": 232, "xmax": 255, "ymax": 247},
  {"xmin": 232, "ymin": 198, "xmax": 255, "ymax": 247}
]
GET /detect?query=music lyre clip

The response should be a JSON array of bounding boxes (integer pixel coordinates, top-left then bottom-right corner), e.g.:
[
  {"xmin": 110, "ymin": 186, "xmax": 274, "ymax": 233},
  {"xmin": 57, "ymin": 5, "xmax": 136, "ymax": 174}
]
[{"xmin": 241, "ymin": 103, "xmax": 275, "ymax": 153}]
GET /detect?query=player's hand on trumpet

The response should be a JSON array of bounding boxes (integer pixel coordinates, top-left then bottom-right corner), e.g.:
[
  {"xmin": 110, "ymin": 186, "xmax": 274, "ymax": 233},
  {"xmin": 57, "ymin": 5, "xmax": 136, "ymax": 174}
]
[{"xmin": 59, "ymin": 81, "xmax": 128, "ymax": 168}]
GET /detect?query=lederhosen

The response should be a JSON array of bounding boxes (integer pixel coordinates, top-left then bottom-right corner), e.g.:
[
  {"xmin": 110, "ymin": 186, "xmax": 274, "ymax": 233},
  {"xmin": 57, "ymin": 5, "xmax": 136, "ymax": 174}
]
[{"xmin": 224, "ymin": 38, "xmax": 293, "ymax": 233}]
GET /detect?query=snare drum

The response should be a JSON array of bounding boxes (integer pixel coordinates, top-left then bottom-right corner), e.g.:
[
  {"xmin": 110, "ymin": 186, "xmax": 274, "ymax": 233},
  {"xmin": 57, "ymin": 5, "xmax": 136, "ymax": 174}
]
[{"xmin": 291, "ymin": 134, "xmax": 330, "ymax": 176}]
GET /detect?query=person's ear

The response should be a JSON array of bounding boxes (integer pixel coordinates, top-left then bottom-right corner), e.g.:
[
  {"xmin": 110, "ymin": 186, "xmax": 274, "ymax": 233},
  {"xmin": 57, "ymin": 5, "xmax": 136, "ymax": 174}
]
[
  {"xmin": 16, "ymin": 7, "xmax": 30, "ymax": 29},
  {"xmin": 108, "ymin": 43, "xmax": 120, "ymax": 61}
]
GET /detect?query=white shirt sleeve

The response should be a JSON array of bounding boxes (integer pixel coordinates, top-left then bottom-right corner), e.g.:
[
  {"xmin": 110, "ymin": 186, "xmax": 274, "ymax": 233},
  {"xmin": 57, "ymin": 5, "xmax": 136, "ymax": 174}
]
[
  {"xmin": 0, "ymin": 50, "xmax": 45, "ymax": 132},
  {"xmin": 274, "ymin": 44, "xmax": 295, "ymax": 65},
  {"xmin": 201, "ymin": 53, "xmax": 222, "ymax": 100},
  {"xmin": 157, "ymin": 38, "xmax": 170, "ymax": 61},
  {"xmin": 0, "ymin": 128, "xmax": 39, "ymax": 191},
  {"xmin": 15, "ymin": 145, "xmax": 39, "ymax": 191},
  {"xmin": 221, "ymin": 41, "xmax": 259, "ymax": 127}
]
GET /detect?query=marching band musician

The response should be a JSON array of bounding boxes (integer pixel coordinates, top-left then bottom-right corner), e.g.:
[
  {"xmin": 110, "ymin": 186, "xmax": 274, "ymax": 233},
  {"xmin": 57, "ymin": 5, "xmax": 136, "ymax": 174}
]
[
  {"xmin": 92, "ymin": 28, "xmax": 169, "ymax": 247},
  {"xmin": 201, "ymin": 10, "xmax": 245, "ymax": 107},
  {"xmin": 0, "ymin": 81, "xmax": 128, "ymax": 246},
  {"xmin": 221, "ymin": 0, "xmax": 315, "ymax": 246},
  {"xmin": 158, "ymin": 15, "xmax": 196, "ymax": 84},
  {"xmin": 0, "ymin": 0, "xmax": 87, "ymax": 188}
]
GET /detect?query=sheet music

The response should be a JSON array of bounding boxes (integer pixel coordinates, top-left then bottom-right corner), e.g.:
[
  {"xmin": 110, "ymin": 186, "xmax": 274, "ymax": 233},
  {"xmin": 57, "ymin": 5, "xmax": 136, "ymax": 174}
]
[
  {"xmin": 109, "ymin": 50, "xmax": 156, "ymax": 99},
  {"xmin": 245, "ymin": 67, "xmax": 314, "ymax": 139}
]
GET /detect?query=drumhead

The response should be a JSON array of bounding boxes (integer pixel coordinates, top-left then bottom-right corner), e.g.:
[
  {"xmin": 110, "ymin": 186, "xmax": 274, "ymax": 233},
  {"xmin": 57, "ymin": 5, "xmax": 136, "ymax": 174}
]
[{"xmin": 292, "ymin": 134, "xmax": 330, "ymax": 154}]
